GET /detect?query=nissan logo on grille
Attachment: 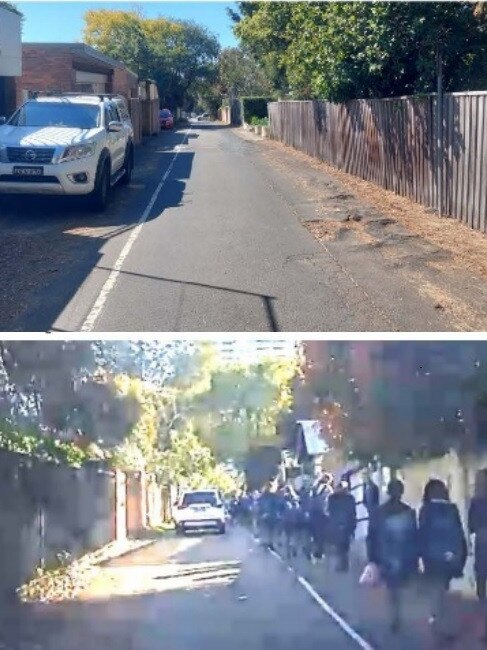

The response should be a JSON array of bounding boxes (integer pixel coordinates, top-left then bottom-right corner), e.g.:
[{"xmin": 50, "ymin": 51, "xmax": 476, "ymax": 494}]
[{"xmin": 25, "ymin": 150, "xmax": 37, "ymax": 162}]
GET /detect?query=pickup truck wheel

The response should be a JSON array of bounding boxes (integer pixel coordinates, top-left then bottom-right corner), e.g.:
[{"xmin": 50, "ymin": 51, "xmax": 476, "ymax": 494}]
[
  {"xmin": 120, "ymin": 144, "xmax": 134, "ymax": 186},
  {"xmin": 217, "ymin": 523, "xmax": 226, "ymax": 535},
  {"xmin": 89, "ymin": 158, "xmax": 110, "ymax": 212}
]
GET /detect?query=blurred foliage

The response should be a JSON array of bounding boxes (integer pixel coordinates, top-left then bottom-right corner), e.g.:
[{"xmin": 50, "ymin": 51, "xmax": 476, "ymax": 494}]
[
  {"xmin": 0, "ymin": 419, "xmax": 90, "ymax": 467},
  {"xmin": 300, "ymin": 342, "xmax": 487, "ymax": 466},
  {"xmin": 0, "ymin": 341, "xmax": 297, "ymax": 491}
]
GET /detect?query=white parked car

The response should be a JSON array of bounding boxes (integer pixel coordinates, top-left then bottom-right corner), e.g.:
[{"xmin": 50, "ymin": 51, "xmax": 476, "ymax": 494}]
[
  {"xmin": 173, "ymin": 489, "xmax": 226, "ymax": 535},
  {"xmin": 0, "ymin": 93, "xmax": 135, "ymax": 211}
]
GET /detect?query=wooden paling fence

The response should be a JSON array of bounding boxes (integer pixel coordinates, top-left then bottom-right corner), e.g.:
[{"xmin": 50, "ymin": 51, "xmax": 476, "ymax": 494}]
[{"xmin": 268, "ymin": 92, "xmax": 487, "ymax": 233}]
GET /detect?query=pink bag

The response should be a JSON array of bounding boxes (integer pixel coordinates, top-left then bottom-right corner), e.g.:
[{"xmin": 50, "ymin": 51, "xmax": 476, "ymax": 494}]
[{"xmin": 359, "ymin": 562, "xmax": 381, "ymax": 587}]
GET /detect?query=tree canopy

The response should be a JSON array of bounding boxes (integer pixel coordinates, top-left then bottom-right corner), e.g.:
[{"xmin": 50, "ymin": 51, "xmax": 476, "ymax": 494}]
[
  {"xmin": 0, "ymin": 341, "xmax": 297, "ymax": 492},
  {"xmin": 232, "ymin": 1, "xmax": 487, "ymax": 102},
  {"xmin": 83, "ymin": 10, "xmax": 220, "ymax": 109},
  {"xmin": 301, "ymin": 342, "xmax": 487, "ymax": 466},
  {"xmin": 217, "ymin": 47, "xmax": 273, "ymax": 98}
]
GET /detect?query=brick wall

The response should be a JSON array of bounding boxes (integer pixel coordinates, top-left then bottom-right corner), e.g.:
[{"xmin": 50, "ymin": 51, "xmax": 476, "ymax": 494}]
[
  {"xmin": 15, "ymin": 46, "xmax": 74, "ymax": 106},
  {"xmin": 112, "ymin": 67, "xmax": 138, "ymax": 99}
]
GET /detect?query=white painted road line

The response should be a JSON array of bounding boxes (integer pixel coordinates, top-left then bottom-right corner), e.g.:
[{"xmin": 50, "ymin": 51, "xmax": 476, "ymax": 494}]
[
  {"xmin": 297, "ymin": 575, "xmax": 375, "ymax": 650},
  {"xmin": 265, "ymin": 542, "xmax": 375, "ymax": 650},
  {"xmin": 80, "ymin": 127, "xmax": 192, "ymax": 332}
]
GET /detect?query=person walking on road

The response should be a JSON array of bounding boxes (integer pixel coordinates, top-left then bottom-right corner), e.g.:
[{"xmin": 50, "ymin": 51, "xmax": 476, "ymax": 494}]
[
  {"xmin": 250, "ymin": 489, "xmax": 261, "ymax": 538},
  {"xmin": 363, "ymin": 473, "xmax": 380, "ymax": 517},
  {"xmin": 282, "ymin": 485, "xmax": 301, "ymax": 559},
  {"xmin": 258, "ymin": 482, "xmax": 281, "ymax": 550},
  {"xmin": 310, "ymin": 473, "xmax": 334, "ymax": 564},
  {"xmin": 418, "ymin": 478, "xmax": 467, "ymax": 642},
  {"xmin": 469, "ymin": 469, "xmax": 487, "ymax": 642},
  {"xmin": 366, "ymin": 478, "xmax": 418, "ymax": 634},
  {"xmin": 328, "ymin": 479, "xmax": 357, "ymax": 572},
  {"xmin": 297, "ymin": 480, "xmax": 314, "ymax": 560}
]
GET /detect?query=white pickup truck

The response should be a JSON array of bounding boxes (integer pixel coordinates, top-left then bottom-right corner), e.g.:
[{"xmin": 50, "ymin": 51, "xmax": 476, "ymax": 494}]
[
  {"xmin": 173, "ymin": 489, "xmax": 227, "ymax": 535},
  {"xmin": 0, "ymin": 93, "xmax": 134, "ymax": 211}
]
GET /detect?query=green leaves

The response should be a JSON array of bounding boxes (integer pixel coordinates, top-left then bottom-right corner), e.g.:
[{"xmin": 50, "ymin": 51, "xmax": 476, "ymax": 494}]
[
  {"xmin": 233, "ymin": 2, "xmax": 487, "ymax": 102},
  {"xmin": 83, "ymin": 10, "xmax": 220, "ymax": 109},
  {"xmin": 0, "ymin": 420, "xmax": 89, "ymax": 467}
]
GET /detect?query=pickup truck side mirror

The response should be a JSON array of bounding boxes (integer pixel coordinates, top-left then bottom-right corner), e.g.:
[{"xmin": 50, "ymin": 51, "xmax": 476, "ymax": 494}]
[
  {"xmin": 108, "ymin": 120, "xmax": 123, "ymax": 133},
  {"xmin": 0, "ymin": 117, "xmax": 7, "ymax": 126}
]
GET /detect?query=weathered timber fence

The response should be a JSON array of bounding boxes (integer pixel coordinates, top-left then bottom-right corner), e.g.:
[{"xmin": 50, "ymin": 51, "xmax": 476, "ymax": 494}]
[{"xmin": 268, "ymin": 92, "xmax": 487, "ymax": 233}]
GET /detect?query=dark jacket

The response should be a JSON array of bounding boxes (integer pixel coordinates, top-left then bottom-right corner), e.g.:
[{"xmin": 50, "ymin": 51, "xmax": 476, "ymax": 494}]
[
  {"xmin": 367, "ymin": 499, "xmax": 418, "ymax": 587},
  {"xmin": 282, "ymin": 493, "xmax": 301, "ymax": 527},
  {"xmin": 310, "ymin": 483, "xmax": 332, "ymax": 518},
  {"xmin": 468, "ymin": 497, "xmax": 487, "ymax": 576},
  {"xmin": 328, "ymin": 491, "xmax": 357, "ymax": 544},
  {"xmin": 419, "ymin": 499, "xmax": 467, "ymax": 580},
  {"xmin": 364, "ymin": 480, "xmax": 380, "ymax": 511},
  {"xmin": 297, "ymin": 488, "xmax": 313, "ymax": 525},
  {"xmin": 259, "ymin": 492, "xmax": 281, "ymax": 520}
]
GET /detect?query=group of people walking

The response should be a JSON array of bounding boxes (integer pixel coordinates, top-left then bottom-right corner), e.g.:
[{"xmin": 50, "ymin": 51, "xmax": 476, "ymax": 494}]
[
  {"xmin": 367, "ymin": 471, "xmax": 487, "ymax": 641},
  {"xmin": 232, "ymin": 472, "xmax": 358, "ymax": 571},
  {"xmin": 231, "ymin": 468, "xmax": 487, "ymax": 643}
]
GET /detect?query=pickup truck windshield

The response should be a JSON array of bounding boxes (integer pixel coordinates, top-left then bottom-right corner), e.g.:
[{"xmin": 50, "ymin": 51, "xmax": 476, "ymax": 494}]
[
  {"xmin": 9, "ymin": 103, "xmax": 101, "ymax": 129},
  {"xmin": 181, "ymin": 492, "xmax": 219, "ymax": 507}
]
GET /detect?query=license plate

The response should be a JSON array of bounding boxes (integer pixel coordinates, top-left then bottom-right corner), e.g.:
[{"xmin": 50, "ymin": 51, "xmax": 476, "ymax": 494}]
[{"xmin": 13, "ymin": 166, "xmax": 44, "ymax": 177}]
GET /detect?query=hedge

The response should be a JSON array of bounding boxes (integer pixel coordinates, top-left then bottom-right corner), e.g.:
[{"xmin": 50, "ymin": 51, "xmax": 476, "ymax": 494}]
[{"xmin": 241, "ymin": 97, "xmax": 273, "ymax": 124}]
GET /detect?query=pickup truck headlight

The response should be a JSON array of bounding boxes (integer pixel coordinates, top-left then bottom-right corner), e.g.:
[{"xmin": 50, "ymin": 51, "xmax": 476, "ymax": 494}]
[{"xmin": 61, "ymin": 143, "xmax": 96, "ymax": 162}]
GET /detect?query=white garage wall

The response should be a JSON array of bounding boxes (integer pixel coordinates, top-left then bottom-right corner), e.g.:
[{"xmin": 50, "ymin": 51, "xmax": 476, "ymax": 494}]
[{"xmin": 0, "ymin": 8, "xmax": 22, "ymax": 77}]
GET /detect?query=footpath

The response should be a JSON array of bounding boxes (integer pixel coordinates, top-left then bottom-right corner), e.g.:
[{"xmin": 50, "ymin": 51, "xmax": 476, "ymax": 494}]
[{"xmin": 271, "ymin": 537, "xmax": 487, "ymax": 650}]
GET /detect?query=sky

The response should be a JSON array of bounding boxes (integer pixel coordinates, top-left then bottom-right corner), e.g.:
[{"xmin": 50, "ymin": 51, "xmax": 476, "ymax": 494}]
[{"xmin": 17, "ymin": 1, "xmax": 238, "ymax": 47}]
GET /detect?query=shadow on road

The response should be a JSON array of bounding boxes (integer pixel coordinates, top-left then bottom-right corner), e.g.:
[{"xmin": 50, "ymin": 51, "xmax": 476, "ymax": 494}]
[
  {"xmin": 88, "ymin": 266, "xmax": 281, "ymax": 332},
  {"xmin": 0, "ymin": 130, "xmax": 195, "ymax": 331},
  {"xmin": 189, "ymin": 123, "xmax": 235, "ymax": 132}
]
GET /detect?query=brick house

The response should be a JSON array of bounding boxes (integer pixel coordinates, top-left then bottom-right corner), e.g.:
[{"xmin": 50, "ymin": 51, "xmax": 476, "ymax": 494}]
[
  {"xmin": 15, "ymin": 43, "xmax": 138, "ymax": 107},
  {"xmin": 0, "ymin": 3, "xmax": 22, "ymax": 117}
]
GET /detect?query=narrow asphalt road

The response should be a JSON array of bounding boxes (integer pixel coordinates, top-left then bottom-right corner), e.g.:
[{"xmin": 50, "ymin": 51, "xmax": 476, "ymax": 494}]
[
  {"xmin": 1, "ymin": 121, "xmax": 486, "ymax": 331},
  {"xmin": 26, "ymin": 528, "xmax": 363, "ymax": 650},
  {"xmin": 13, "ymin": 528, "xmax": 487, "ymax": 650}
]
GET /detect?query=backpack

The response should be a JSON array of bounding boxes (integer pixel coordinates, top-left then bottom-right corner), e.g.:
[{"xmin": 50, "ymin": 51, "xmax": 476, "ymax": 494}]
[
  {"xmin": 380, "ymin": 510, "xmax": 417, "ymax": 579},
  {"xmin": 424, "ymin": 502, "xmax": 466, "ymax": 577}
]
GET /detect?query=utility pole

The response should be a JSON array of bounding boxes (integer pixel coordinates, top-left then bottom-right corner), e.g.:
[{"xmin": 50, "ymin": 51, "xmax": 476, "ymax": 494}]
[{"xmin": 436, "ymin": 46, "xmax": 444, "ymax": 217}]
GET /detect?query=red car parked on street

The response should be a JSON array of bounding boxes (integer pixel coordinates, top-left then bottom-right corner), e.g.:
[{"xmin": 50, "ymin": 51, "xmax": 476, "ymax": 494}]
[{"xmin": 159, "ymin": 108, "xmax": 174, "ymax": 130}]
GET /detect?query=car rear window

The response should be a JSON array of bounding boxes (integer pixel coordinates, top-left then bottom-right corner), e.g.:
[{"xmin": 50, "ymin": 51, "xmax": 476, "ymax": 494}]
[
  {"xmin": 10, "ymin": 102, "xmax": 101, "ymax": 129},
  {"xmin": 181, "ymin": 491, "xmax": 219, "ymax": 507},
  {"xmin": 160, "ymin": 109, "xmax": 172, "ymax": 118}
]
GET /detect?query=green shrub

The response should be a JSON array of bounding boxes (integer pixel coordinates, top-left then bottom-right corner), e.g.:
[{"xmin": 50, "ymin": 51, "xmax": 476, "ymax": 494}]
[
  {"xmin": 0, "ymin": 419, "xmax": 89, "ymax": 468},
  {"xmin": 241, "ymin": 97, "xmax": 272, "ymax": 124},
  {"xmin": 250, "ymin": 116, "xmax": 269, "ymax": 127}
]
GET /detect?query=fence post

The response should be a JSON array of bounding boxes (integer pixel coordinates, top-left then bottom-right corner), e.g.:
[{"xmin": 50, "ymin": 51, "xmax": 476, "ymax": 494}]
[
  {"xmin": 436, "ymin": 50, "xmax": 444, "ymax": 216},
  {"xmin": 38, "ymin": 503, "xmax": 45, "ymax": 569}
]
